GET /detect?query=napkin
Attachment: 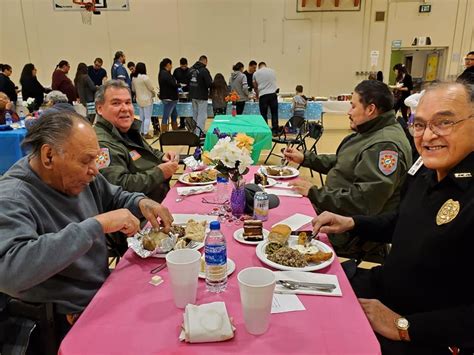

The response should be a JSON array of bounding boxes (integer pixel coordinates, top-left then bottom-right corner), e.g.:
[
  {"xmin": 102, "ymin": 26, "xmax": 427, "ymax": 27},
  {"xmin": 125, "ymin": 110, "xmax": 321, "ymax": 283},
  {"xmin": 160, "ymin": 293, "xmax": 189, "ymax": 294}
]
[
  {"xmin": 179, "ymin": 302, "xmax": 235, "ymax": 343},
  {"xmin": 176, "ymin": 185, "xmax": 214, "ymax": 196},
  {"xmin": 172, "ymin": 214, "xmax": 218, "ymax": 225},
  {"xmin": 272, "ymin": 213, "xmax": 313, "ymax": 229},
  {"xmin": 274, "ymin": 271, "xmax": 342, "ymax": 297},
  {"xmin": 265, "ymin": 188, "xmax": 302, "ymax": 198}
]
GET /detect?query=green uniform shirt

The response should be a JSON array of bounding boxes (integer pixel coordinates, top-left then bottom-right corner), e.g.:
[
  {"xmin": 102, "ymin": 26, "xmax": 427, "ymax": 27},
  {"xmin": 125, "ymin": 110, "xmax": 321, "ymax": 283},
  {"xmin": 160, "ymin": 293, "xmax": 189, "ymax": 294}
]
[{"xmin": 94, "ymin": 115, "xmax": 169, "ymax": 202}]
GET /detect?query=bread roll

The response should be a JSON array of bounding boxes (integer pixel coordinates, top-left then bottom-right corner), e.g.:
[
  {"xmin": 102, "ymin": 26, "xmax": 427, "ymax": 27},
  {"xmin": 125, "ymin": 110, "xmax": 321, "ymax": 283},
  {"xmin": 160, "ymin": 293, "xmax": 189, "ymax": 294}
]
[{"xmin": 268, "ymin": 224, "xmax": 291, "ymax": 245}]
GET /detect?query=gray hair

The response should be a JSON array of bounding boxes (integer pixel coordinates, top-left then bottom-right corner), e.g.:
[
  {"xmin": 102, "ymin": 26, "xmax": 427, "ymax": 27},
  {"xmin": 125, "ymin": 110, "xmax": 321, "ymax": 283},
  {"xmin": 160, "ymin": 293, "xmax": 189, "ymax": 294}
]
[
  {"xmin": 95, "ymin": 79, "xmax": 131, "ymax": 106},
  {"xmin": 22, "ymin": 111, "xmax": 90, "ymax": 158},
  {"xmin": 422, "ymin": 81, "xmax": 474, "ymax": 104},
  {"xmin": 45, "ymin": 90, "xmax": 68, "ymax": 104}
]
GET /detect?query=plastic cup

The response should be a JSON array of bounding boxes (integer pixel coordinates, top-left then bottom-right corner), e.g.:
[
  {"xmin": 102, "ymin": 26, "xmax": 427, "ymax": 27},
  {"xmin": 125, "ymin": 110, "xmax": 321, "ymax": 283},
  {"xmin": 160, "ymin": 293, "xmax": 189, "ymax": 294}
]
[
  {"xmin": 166, "ymin": 249, "xmax": 201, "ymax": 308},
  {"xmin": 237, "ymin": 267, "xmax": 276, "ymax": 335}
]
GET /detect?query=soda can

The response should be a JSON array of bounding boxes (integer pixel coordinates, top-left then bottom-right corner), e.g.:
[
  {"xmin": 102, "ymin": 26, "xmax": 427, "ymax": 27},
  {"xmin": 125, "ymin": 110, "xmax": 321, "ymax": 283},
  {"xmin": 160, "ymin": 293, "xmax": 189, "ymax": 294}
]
[{"xmin": 253, "ymin": 191, "xmax": 269, "ymax": 221}]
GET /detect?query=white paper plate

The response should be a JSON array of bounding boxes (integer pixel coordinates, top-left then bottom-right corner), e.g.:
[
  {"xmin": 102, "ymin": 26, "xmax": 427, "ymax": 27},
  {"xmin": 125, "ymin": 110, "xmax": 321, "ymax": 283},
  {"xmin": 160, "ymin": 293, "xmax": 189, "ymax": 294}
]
[
  {"xmin": 199, "ymin": 258, "xmax": 236, "ymax": 278},
  {"xmin": 249, "ymin": 177, "xmax": 277, "ymax": 187},
  {"xmin": 259, "ymin": 166, "xmax": 299, "ymax": 179},
  {"xmin": 178, "ymin": 171, "xmax": 217, "ymax": 185},
  {"xmin": 233, "ymin": 228, "xmax": 270, "ymax": 245},
  {"xmin": 255, "ymin": 236, "xmax": 334, "ymax": 271},
  {"xmin": 152, "ymin": 241, "xmax": 204, "ymax": 259}
]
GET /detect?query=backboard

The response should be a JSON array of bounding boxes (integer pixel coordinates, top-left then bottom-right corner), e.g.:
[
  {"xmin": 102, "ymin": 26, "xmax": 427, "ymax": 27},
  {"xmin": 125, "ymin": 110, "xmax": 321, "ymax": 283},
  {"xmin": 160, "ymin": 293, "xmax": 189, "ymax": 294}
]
[{"xmin": 52, "ymin": 0, "xmax": 130, "ymax": 11}]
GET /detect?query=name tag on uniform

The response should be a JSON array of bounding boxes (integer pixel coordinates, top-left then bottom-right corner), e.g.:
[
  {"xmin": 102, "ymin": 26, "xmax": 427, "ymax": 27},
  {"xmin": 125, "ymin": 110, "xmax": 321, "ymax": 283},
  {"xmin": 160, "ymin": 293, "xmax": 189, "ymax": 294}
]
[
  {"xmin": 454, "ymin": 172, "xmax": 472, "ymax": 178},
  {"xmin": 408, "ymin": 156, "xmax": 423, "ymax": 176},
  {"xmin": 129, "ymin": 150, "xmax": 142, "ymax": 161}
]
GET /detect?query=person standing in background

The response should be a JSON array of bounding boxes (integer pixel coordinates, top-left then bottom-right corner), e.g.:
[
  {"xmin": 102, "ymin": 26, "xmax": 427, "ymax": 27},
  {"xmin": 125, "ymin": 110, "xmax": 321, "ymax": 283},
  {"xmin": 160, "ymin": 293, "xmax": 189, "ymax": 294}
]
[
  {"xmin": 158, "ymin": 58, "xmax": 180, "ymax": 131},
  {"xmin": 392, "ymin": 63, "xmax": 413, "ymax": 121},
  {"xmin": 243, "ymin": 60, "xmax": 257, "ymax": 92},
  {"xmin": 188, "ymin": 55, "xmax": 212, "ymax": 135},
  {"xmin": 292, "ymin": 85, "xmax": 307, "ymax": 118},
  {"xmin": 88, "ymin": 58, "xmax": 108, "ymax": 86},
  {"xmin": 456, "ymin": 51, "xmax": 474, "ymax": 84},
  {"xmin": 210, "ymin": 73, "xmax": 229, "ymax": 116},
  {"xmin": 111, "ymin": 51, "xmax": 131, "ymax": 87},
  {"xmin": 20, "ymin": 63, "xmax": 48, "ymax": 110},
  {"xmin": 173, "ymin": 57, "xmax": 190, "ymax": 129},
  {"xmin": 132, "ymin": 62, "xmax": 156, "ymax": 138},
  {"xmin": 74, "ymin": 62, "xmax": 97, "ymax": 122},
  {"xmin": 52, "ymin": 60, "xmax": 77, "ymax": 104},
  {"xmin": 229, "ymin": 62, "xmax": 249, "ymax": 115},
  {"xmin": 253, "ymin": 61, "xmax": 279, "ymax": 135},
  {"xmin": 0, "ymin": 64, "xmax": 18, "ymax": 106}
]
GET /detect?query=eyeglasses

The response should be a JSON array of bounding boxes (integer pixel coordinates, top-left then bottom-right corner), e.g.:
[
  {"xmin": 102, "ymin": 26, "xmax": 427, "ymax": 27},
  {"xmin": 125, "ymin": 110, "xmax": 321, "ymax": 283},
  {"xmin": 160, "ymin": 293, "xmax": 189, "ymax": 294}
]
[
  {"xmin": 464, "ymin": 58, "xmax": 474, "ymax": 61},
  {"xmin": 408, "ymin": 116, "xmax": 473, "ymax": 137}
]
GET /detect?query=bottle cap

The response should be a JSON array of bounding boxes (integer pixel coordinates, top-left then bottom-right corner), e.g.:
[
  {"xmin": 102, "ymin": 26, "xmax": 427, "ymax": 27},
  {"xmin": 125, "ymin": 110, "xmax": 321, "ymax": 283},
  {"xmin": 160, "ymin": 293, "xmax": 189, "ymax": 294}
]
[{"xmin": 209, "ymin": 221, "xmax": 220, "ymax": 230}]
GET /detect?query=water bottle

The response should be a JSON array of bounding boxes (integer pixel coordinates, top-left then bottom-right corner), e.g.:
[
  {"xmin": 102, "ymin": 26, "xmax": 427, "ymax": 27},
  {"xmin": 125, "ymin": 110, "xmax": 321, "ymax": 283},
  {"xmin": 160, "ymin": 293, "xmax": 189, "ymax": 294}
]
[
  {"xmin": 205, "ymin": 221, "xmax": 227, "ymax": 293},
  {"xmin": 5, "ymin": 112, "xmax": 13, "ymax": 126},
  {"xmin": 215, "ymin": 174, "xmax": 229, "ymax": 204}
]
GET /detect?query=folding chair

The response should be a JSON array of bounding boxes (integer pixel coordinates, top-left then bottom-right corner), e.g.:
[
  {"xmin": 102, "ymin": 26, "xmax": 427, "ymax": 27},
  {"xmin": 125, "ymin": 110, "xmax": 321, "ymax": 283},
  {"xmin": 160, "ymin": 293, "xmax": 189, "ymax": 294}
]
[
  {"xmin": 297, "ymin": 121, "xmax": 325, "ymax": 186},
  {"xmin": 184, "ymin": 117, "xmax": 206, "ymax": 145},
  {"xmin": 264, "ymin": 116, "xmax": 307, "ymax": 165},
  {"xmin": 159, "ymin": 130, "xmax": 202, "ymax": 165}
]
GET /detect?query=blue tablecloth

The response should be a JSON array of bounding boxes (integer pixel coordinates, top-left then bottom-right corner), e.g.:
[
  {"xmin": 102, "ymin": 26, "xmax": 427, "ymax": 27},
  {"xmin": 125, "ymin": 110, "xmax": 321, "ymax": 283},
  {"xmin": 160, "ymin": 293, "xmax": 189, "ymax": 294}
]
[{"xmin": 0, "ymin": 128, "xmax": 28, "ymax": 174}]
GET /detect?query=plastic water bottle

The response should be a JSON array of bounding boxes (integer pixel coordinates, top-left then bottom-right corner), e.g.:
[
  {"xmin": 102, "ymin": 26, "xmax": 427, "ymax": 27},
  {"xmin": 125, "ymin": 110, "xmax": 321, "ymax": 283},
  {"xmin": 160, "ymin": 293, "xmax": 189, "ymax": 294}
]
[
  {"xmin": 205, "ymin": 221, "xmax": 227, "ymax": 293},
  {"xmin": 215, "ymin": 174, "xmax": 229, "ymax": 204},
  {"xmin": 5, "ymin": 112, "xmax": 13, "ymax": 126}
]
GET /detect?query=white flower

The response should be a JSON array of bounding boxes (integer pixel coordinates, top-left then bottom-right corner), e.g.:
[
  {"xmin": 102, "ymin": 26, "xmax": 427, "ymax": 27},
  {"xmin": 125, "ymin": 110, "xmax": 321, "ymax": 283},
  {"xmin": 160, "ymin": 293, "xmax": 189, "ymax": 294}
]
[
  {"xmin": 209, "ymin": 136, "xmax": 253, "ymax": 174},
  {"xmin": 26, "ymin": 98, "xmax": 35, "ymax": 105}
]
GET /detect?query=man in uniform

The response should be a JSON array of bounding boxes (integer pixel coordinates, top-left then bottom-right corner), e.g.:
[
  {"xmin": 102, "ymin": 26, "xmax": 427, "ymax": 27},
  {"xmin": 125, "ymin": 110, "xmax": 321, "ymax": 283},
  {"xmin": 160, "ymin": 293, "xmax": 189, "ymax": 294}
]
[
  {"xmin": 456, "ymin": 51, "xmax": 474, "ymax": 85},
  {"xmin": 311, "ymin": 81, "xmax": 474, "ymax": 354},
  {"xmin": 284, "ymin": 80, "xmax": 412, "ymax": 261},
  {"xmin": 94, "ymin": 80, "xmax": 178, "ymax": 203},
  {"xmin": 111, "ymin": 51, "xmax": 130, "ymax": 87},
  {"xmin": 0, "ymin": 110, "xmax": 173, "ymax": 345}
]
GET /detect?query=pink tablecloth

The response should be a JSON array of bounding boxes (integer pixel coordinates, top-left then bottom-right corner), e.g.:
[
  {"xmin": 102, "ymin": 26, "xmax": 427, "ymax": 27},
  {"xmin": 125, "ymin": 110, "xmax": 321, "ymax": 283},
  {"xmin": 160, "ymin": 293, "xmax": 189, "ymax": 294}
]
[{"xmin": 59, "ymin": 167, "xmax": 381, "ymax": 355}]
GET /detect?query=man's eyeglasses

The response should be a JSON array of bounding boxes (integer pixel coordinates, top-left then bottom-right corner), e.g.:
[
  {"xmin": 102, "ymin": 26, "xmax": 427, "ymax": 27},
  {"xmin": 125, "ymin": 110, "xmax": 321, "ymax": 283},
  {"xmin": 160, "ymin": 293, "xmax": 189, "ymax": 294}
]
[
  {"xmin": 408, "ymin": 116, "xmax": 473, "ymax": 137},
  {"xmin": 464, "ymin": 58, "xmax": 474, "ymax": 61}
]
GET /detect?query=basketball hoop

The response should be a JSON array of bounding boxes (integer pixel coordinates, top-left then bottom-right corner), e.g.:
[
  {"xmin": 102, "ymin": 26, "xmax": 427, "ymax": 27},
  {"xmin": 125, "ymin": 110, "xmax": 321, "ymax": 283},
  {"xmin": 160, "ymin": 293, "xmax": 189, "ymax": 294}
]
[{"xmin": 74, "ymin": 0, "xmax": 96, "ymax": 25}]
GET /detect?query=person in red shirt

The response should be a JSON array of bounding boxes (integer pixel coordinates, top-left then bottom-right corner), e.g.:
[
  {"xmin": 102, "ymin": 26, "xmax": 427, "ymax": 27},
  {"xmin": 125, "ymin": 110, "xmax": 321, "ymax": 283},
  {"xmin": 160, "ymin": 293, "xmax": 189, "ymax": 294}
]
[{"xmin": 52, "ymin": 60, "xmax": 77, "ymax": 104}]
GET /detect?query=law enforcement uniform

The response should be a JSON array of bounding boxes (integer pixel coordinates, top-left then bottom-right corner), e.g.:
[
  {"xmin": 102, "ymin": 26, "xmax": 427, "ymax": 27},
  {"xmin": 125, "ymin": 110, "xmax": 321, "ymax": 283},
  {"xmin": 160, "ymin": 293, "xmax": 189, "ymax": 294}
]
[
  {"xmin": 302, "ymin": 110, "xmax": 413, "ymax": 260},
  {"xmin": 350, "ymin": 152, "xmax": 474, "ymax": 354},
  {"xmin": 94, "ymin": 115, "xmax": 169, "ymax": 203},
  {"xmin": 111, "ymin": 60, "xmax": 131, "ymax": 87}
]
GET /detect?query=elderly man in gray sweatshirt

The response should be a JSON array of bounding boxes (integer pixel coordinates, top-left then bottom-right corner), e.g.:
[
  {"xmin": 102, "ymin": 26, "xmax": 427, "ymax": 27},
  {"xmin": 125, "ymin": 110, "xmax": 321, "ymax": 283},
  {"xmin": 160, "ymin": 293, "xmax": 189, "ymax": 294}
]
[{"xmin": 0, "ymin": 110, "xmax": 172, "ymax": 342}]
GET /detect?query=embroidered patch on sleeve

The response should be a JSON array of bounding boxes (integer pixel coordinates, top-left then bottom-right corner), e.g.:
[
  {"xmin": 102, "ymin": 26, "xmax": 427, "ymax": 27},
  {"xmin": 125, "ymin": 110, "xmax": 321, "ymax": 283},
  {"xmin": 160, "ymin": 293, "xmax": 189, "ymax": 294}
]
[
  {"xmin": 129, "ymin": 150, "xmax": 142, "ymax": 161},
  {"xmin": 378, "ymin": 150, "xmax": 398, "ymax": 176},
  {"xmin": 96, "ymin": 148, "xmax": 110, "ymax": 169}
]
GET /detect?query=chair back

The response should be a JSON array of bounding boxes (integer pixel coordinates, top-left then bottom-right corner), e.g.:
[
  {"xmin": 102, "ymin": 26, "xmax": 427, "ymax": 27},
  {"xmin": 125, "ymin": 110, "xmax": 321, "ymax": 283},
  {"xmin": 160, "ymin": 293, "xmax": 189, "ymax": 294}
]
[
  {"xmin": 286, "ymin": 115, "xmax": 306, "ymax": 131},
  {"xmin": 306, "ymin": 122, "xmax": 324, "ymax": 142},
  {"xmin": 159, "ymin": 131, "xmax": 201, "ymax": 153},
  {"xmin": 184, "ymin": 117, "xmax": 197, "ymax": 132}
]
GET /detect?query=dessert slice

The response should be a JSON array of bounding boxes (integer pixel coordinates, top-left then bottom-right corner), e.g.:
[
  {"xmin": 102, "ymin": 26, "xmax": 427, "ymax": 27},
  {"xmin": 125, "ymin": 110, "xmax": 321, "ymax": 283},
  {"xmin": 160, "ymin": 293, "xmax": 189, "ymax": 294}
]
[
  {"xmin": 254, "ymin": 172, "xmax": 268, "ymax": 186},
  {"xmin": 243, "ymin": 220, "xmax": 264, "ymax": 241}
]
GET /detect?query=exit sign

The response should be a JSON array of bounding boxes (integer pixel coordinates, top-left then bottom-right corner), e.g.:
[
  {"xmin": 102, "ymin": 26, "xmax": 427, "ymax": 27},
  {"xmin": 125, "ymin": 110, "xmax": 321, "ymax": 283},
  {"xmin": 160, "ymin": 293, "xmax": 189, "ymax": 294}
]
[{"xmin": 419, "ymin": 4, "xmax": 431, "ymax": 13}]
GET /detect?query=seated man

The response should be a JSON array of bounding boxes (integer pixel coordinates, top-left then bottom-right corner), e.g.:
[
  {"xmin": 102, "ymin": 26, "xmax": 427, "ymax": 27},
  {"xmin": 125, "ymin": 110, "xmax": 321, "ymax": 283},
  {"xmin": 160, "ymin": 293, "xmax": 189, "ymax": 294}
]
[
  {"xmin": 0, "ymin": 111, "xmax": 173, "ymax": 344},
  {"xmin": 94, "ymin": 80, "xmax": 178, "ymax": 203},
  {"xmin": 0, "ymin": 91, "xmax": 19, "ymax": 124},
  {"xmin": 284, "ymin": 80, "xmax": 413, "ymax": 262},
  {"xmin": 312, "ymin": 82, "xmax": 474, "ymax": 354}
]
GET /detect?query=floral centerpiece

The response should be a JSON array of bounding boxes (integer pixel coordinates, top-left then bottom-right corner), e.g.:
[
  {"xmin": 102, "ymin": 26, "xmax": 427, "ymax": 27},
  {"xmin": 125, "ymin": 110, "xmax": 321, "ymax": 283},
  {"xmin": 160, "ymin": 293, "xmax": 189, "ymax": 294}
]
[
  {"xmin": 225, "ymin": 90, "xmax": 240, "ymax": 117},
  {"xmin": 23, "ymin": 98, "xmax": 36, "ymax": 114},
  {"xmin": 203, "ymin": 129, "xmax": 254, "ymax": 216}
]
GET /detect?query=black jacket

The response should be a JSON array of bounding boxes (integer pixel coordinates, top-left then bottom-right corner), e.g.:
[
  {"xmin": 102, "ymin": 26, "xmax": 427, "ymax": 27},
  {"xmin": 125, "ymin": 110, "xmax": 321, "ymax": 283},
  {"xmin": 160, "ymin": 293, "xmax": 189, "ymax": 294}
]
[
  {"xmin": 456, "ymin": 66, "xmax": 474, "ymax": 85},
  {"xmin": 0, "ymin": 73, "xmax": 17, "ymax": 102},
  {"xmin": 188, "ymin": 61, "xmax": 212, "ymax": 100},
  {"xmin": 158, "ymin": 69, "xmax": 179, "ymax": 100},
  {"xmin": 173, "ymin": 67, "xmax": 190, "ymax": 92},
  {"xmin": 21, "ymin": 77, "xmax": 47, "ymax": 109}
]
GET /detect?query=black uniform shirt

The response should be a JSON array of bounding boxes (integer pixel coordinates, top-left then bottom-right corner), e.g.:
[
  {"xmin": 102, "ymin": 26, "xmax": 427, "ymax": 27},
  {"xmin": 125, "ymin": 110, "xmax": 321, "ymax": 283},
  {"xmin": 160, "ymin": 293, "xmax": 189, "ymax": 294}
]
[{"xmin": 353, "ymin": 152, "xmax": 474, "ymax": 349}]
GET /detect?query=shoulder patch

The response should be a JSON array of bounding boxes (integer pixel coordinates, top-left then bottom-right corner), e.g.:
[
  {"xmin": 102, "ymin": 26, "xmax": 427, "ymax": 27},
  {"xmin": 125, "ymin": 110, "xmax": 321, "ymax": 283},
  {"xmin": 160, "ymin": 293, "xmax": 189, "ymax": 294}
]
[
  {"xmin": 129, "ymin": 150, "xmax": 142, "ymax": 161},
  {"xmin": 96, "ymin": 148, "xmax": 110, "ymax": 169},
  {"xmin": 378, "ymin": 150, "xmax": 398, "ymax": 176}
]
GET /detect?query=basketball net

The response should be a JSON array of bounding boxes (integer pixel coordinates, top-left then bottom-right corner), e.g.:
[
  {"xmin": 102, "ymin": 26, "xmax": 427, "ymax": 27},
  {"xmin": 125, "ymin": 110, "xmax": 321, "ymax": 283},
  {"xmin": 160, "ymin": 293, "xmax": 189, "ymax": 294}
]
[{"xmin": 80, "ymin": 2, "xmax": 95, "ymax": 25}]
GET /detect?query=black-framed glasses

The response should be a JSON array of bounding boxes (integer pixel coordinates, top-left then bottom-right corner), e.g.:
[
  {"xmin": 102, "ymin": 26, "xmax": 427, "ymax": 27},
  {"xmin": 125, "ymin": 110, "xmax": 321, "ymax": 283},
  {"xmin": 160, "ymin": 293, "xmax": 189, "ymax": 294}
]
[{"xmin": 408, "ymin": 116, "xmax": 473, "ymax": 137}]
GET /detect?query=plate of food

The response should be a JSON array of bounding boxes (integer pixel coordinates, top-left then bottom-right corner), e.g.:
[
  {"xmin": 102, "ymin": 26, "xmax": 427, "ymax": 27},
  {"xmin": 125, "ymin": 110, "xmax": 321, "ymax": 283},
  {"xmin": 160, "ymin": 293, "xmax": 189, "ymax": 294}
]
[
  {"xmin": 250, "ymin": 172, "xmax": 277, "ymax": 187},
  {"xmin": 233, "ymin": 220, "xmax": 270, "ymax": 245},
  {"xmin": 128, "ymin": 219, "xmax": 207, "ymax": 258},
  {"xmin": 178, "ymin": 169, "xmax": 218, "ymax": 185},
  {"xmin": 198, "ymin": 257, "xmax": 236, "ymax": 279},
  {"xmin": 255, "ymin": 224, "xmax": 334, "ymax": 272},
  {"xmin": 259, "ymin": 166, "xmax": 299, "ymax": 179}
]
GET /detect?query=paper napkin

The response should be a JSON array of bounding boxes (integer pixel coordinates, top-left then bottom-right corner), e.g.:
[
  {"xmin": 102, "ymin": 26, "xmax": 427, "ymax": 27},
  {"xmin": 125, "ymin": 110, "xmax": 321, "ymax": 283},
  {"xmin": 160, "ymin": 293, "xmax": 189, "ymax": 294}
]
[
  {"xmin": 172, "ymin": 214, "xmax": 218, "ymax": 225},
  {"xmin": 265, "ymin": 188, "xmax": 302, "ymax": 198},
  {"xmin": 176, "ymin": 185, "xmax": 214, "ymax": 196},
  {"xmin": 272, "ymin": 213, "xmax": 313, "ymax": 230}
]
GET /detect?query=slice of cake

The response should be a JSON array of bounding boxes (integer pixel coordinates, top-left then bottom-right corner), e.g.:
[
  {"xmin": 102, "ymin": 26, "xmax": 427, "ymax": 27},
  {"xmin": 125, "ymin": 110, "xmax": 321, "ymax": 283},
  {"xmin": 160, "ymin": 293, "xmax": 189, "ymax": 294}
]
[
  {"xmin": 243, "ymin": 220, "xmax": 264, "ymax": 241},
  {"xmin": 254, "ymin": 172, "xmax": 268, "ymax": 186}
]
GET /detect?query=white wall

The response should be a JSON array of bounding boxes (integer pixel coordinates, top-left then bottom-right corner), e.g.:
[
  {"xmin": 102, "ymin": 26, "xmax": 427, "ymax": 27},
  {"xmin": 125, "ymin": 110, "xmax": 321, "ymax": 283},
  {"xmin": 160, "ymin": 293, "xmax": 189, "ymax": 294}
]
[{"xmin": 0, "ymin": 0, "xmax": 472, "ymax": 97}]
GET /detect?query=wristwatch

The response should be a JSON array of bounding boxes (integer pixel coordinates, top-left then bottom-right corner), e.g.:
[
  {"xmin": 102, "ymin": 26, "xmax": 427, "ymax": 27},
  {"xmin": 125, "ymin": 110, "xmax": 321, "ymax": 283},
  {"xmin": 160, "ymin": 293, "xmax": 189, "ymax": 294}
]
[{"xmin": 395, "ymin": 317, "xmax": 410, "ymax": 341}]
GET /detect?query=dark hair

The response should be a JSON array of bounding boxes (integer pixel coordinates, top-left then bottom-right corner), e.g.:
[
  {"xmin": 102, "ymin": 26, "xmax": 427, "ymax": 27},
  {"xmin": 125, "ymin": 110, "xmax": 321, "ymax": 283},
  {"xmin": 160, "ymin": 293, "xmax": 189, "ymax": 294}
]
[
  {"xmin": 376, "ymin": 71, "xmax": 384, "ymax": 82},
  {"xmin": 249, "ymin": 60, "xmax": 257, "ymax": 67},
  {"xmin": 74, "ymin": 63, "xmax": 88, "ymax": 86},
  {"xmin": 95, "ymin": 80, "xmax": 131, "ymax": 105},
  {"xmin": 258, "ymin": 62, "xmax": 266, "ymax": 68},
  {"xmin": 295, "ymin": 85, "xmax": 303, "ymax": 93},
  {"xmin": 127, "ymin": 61, "xmax": 135, "ymax": 69},
  {"xmin": 22, "ymin": 111, "xmax": 90, "ymax": 158},
  {"xmin": 56, "ymin": 60, "xmax": 69, "ymax": 70},
  {"xmin": 94, "ymin": 57, "xmax": 103, "ymax": 64},
  {"xmin": 159, "ymin": 58, "xmax": 172, "ymax": 70},
  {"xmin": 180, "ymin": 57, "xmax": 188, "ymax": 65},
  {"xmin": 232, "ymin": 62, "xmax": 244, "ymax": 71},
  {"xmin": 134, "ymin": 62, "xmax": 147, "ymax": 75},
  {"xmin": 210, "ymin": 73, "xmax": 228, "ymax": 100},
  {"xmin": 20, "ymin": 63, "xmax": 36, "ymax": 85},
  {"xmin": 0, "ymin": 64, "xmax": 12, "ymax": 72},
  {"xmin": 393, "ymin": 63, "xmax": 408, "ymax": 82},
  {"xmin": 199, "ymin": 55, "xmax": 208, "ymax": 62},
  {"xmin": 467, "ymin": 51, "xmax": 474, "ymax": 56},
  {"xmin": 354, "ymin": 80, "xmax": 394, "ymax": 114},
  {"xmin": 114, "ymin": 51, "xmax": 124, "ymax": 60}
]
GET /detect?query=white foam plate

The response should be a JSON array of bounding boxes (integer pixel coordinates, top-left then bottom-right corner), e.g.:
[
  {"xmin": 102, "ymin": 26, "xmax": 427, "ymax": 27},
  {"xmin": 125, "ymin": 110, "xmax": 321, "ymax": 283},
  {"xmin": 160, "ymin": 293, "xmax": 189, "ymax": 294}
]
[
  {"xmin": 199, "ymin": 258, "xmax": 236, "ymax": 278},
  {"xmin": 259, "ymin": 166, "xmax": 299, "ymax": 179},
  {"xmin": 178, "ymin": 171, "xmax": 217, "ymax": 185},
  {"xmin": 233, "ymin": 228, "xmax": 270, "ymax": 245},
  {"xmin": 249, "ymin": 177, "xmax": 277, "ymax": 187}
]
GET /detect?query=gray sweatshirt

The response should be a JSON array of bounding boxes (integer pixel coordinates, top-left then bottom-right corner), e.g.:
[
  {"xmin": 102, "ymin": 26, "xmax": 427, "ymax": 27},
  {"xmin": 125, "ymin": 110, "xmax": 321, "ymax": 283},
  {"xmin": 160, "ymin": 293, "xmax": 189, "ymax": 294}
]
[
  {"xmin": 0, "ymin": 157, "xmax": 145, "ymax": 314},
  {"xmin": 229, "ymin": 71, "xmax": 249, "ymax": 102}
]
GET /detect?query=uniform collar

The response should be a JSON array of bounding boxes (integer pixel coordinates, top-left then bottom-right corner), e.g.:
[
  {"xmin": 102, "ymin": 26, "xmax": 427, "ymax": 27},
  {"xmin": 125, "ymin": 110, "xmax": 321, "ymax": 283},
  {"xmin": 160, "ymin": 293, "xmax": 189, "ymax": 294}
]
[
  {"xmin": 95, "ymin": 115, "xmax": 143, "ymax": 146},
  {"xmin": 422, "ymin": 152, "xmax": 474, "ymax": 191},
  {"xmin": 356, "ymin": 110, "xmax": 397, "ymax": 134}
]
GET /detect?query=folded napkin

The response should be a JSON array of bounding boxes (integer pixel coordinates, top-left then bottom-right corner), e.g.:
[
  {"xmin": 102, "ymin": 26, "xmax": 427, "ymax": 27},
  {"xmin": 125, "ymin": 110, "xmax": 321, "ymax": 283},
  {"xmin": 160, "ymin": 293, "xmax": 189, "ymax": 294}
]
[
  {"xmin": 176, "ymin": 185, "xmax": 214, "ymax": 196},
  {"xmin": 274, "ymin": 271, "xmax": 342, "ymax": 297},
  {"xmin": 272, "ymin": 213, "xmax": 313, "ymax": 229},
  {"xmin": 265, "ymin": 188, "xmax": 302, "ymax": 198},
  {"xmin": 179, "ymin": 302, "xmax": 235, "ymax": 343}
]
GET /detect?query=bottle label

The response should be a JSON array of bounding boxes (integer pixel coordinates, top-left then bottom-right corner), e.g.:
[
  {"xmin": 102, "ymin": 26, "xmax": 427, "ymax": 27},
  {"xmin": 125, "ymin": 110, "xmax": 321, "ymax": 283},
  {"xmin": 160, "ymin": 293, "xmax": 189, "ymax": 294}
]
[{"xmin": 205, "ymin": 245, "xmax": 227, "ymax": 265}]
